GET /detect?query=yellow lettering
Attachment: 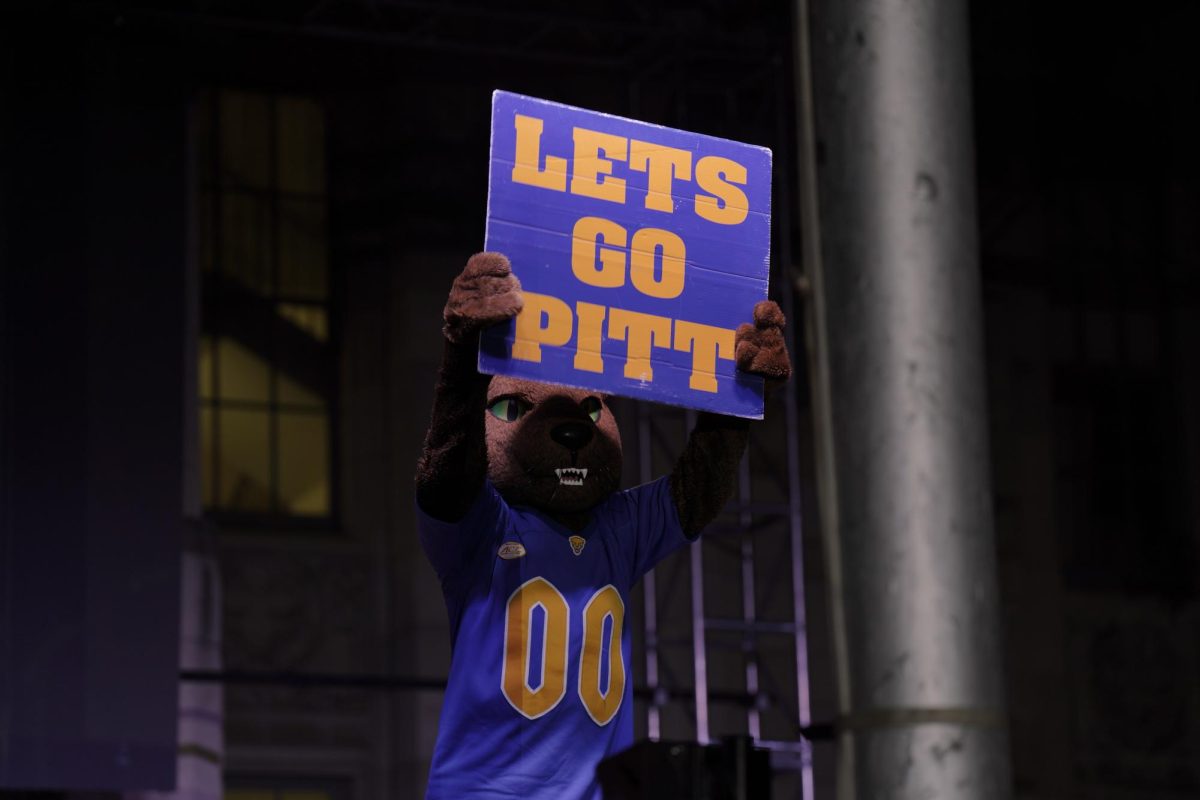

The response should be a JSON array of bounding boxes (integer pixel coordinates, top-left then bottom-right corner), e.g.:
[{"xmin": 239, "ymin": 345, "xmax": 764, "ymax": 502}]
[
  {"xmin": 629, "ymin": 228, "xmax": 686, "ymax": 299},
  {"xmin": 570, "ymin": 128, "xmax": 627, "ymax": 204},
  {"xmin": 574, "ymin": 302, "xmax": 606, "ymax": 373},
  {"xmin": 578, "ymin": 585, "xmax": 625, "ymax": 726},
  {"xmin": 674, "ymin": 320, "xmax": 735, "ymax": 392},
  {"xmin": 571, "ymin": 216, "xmax": 627, "ymax": 289},
  {"xmin": 629, "ymin": 141, "xmax": 691, "ymax": 213},
  {"xmin": 694, "ymin": 156, "xmax": 749, "ymax": 225},
  {"xmin": 511, "ymin": 115, "xmax": 568, "ymax": 192},
  {"xmin": 502, "ymin": 578, "xmax": 569, "ymax": 720},
  {"xmin": 609, "ymin": 308, "xmax": 672, "ymax": 383},
  {"xmin": 512, "ymin": 291, "xmax": 573, "ymax": 363}
]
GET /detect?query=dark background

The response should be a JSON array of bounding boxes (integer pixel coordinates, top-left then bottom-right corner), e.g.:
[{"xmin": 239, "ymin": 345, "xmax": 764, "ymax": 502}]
[{"xmin": 2, "ymin": 1, "xmax": 1198, "ymax": 798}]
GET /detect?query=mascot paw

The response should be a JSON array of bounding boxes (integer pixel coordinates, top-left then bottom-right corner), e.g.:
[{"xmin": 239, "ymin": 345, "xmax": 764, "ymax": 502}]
[
  {"xmin": 735, "ymin": 300, "xmax": 792, "ymax": 383},
  {"xmin": 443, "ymin": 252, "xmax": 524, "ymax": 343}
]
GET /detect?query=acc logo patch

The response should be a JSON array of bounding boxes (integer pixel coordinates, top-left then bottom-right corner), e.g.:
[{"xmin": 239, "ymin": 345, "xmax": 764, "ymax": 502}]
[
  {"xmin": 568, "ymin": 535, "xmax": 587, "ymax": 556},
  {"xmin": 498, "ymin": 541, "xmax": 527, "ymax": 560}
]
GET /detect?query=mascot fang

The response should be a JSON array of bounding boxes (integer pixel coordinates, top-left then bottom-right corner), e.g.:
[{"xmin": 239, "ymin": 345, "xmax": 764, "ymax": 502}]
[{"xmin": 415, "ymin": 253, "xmax": 789, "ymax": 800}]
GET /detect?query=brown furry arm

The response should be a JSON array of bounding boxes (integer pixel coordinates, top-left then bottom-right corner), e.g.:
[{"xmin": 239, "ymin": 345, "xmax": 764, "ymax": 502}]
[
  {"xmin": 415, "ymin": 337, "xmax": 491, "ymax": 522},
  {"xmin": 669, "ymin": 413, "xmax": 751, "ymax": 536},
  {"xmin": 415, "ymin": 253, "xmax": 522, "ymax": 522},
  {"xmin": 669, "ymin": 300, "xmax": 791, "ymax": 536}
]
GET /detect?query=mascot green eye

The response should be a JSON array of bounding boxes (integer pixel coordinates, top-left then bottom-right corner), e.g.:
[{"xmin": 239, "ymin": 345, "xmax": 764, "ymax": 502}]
[
  {"xmin": 488, "ymin": 396, "xmax": 529, "ymax": 423},
  {"xmin": 580, "ymin": 396, "xmax": 602, "ymax": 424}
]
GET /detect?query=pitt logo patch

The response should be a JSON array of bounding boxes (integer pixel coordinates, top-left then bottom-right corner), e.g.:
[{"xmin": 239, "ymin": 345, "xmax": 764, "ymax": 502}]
[
  {"xmin": 568, "ymin": 535, "xmax": 587, "ymax": 556},
  {"xmin": 498, "ymin": 542, "xmax": 527, "ymax": 560}
]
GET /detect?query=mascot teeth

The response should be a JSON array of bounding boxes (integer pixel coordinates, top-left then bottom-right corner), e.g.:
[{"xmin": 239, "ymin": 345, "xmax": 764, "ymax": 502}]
[{"xmin": 555, "ymin": 468, "xmax": 588, "ymax": 486}]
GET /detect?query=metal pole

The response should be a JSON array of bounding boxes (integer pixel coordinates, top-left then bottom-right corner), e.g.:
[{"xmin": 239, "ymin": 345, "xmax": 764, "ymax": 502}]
[
  {"xmin": 775, "ymin": 58, "xmax": 816, "ymax": 800},
  {"xmin": 638, "ymin": 404, "xmax": 663, "ymax": 741},
  {"xmin": 800, "ymin": 0, "xmax": 1012, "ymax": 796},
  {"xmin": 737, "ymin": 456, "xmax": 761, "ymax": 742},
  {"xmin": 690, "ymin": 535, "xmax": 710, "ymax": 745},
  {"xmin": 686, "ymin": 409, "xmax": 711, "ymax": 745}
]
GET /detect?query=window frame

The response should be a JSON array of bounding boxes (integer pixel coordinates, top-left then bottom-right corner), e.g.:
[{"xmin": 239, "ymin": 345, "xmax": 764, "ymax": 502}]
[{"xmin": 196, "ymin": 87, "xmax": 341, "ymax": 531}]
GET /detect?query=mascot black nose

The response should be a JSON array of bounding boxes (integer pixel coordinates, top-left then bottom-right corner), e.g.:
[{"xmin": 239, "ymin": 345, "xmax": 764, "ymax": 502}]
[{"xmin": 551, "ymin": 421, "xmax": 593, "ymax": 451}]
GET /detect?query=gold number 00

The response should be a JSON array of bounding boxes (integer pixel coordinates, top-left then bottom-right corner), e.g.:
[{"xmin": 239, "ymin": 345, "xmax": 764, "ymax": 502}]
[{"xmin": 501, "ymin": 578, "xmax": 625, "ymax": 725}]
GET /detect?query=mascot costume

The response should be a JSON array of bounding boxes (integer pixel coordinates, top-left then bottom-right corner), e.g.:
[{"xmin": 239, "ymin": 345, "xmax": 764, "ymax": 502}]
[{"xmin": 415, "ymin": 253, "xmax": 790, "ymax": 799}]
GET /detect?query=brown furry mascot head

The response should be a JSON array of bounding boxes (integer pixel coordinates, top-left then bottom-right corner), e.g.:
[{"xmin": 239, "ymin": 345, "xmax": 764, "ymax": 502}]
[{"xmin": 484, "ymin": 377, "xmax": 623, "ymax": 513}]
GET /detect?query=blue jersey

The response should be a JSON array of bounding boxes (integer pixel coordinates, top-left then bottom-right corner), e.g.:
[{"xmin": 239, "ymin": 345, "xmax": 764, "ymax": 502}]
[{"xmin": 418, "ymin": 476, "xmax": 692, "ymax": 800}]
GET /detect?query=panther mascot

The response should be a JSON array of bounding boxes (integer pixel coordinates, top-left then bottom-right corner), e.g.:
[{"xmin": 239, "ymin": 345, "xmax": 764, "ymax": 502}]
[{"xmin": 415, "ymin": 252, "xmax": 790, "ymax": 799}]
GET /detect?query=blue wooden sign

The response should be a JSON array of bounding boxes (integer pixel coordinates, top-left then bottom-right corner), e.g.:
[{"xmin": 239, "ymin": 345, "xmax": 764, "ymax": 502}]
[{"xmin": 479, "ymin": 91, "xmax": 772, "ymax": 419}]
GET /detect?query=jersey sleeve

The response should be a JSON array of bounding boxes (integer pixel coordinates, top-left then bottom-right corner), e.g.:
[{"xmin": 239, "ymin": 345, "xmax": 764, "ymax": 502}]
[
  {"xmin": 416, "ymin": 480, "xmax": 511, "ymax": 586},
  {"xmin": 621, "ymin": 475, "xmax": 696, "ymax": 580}
]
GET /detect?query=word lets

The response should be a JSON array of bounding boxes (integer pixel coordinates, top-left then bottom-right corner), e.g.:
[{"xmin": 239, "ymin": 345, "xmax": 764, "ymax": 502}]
[{"xmin": 512, "ymin": 114, "xmax": 749, "ymax": 225}]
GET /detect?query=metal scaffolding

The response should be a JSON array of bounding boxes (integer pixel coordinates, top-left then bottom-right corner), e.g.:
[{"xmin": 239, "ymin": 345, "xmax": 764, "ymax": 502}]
[
  {"xmin": 630, "ymin": 336, "xmax": 814, "ymax": 797},
  {"xmin": 615, "ymin": 15, "xmax": 815, "ymax": 794},
  {"xmin": 629, "ymin": 186, "xmax": 814, "ymax": 796}
]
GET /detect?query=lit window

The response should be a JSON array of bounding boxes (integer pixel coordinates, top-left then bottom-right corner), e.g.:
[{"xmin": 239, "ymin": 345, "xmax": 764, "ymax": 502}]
[{"xmin": 196, "ymin": 89, "xmax": 334, "ymax": 520}]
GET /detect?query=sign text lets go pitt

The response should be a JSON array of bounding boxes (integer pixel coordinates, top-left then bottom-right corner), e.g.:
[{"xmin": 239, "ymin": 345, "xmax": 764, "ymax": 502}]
[{"xmin": 480, "ymin": 91, "xmax": 772, "ymax": 419}]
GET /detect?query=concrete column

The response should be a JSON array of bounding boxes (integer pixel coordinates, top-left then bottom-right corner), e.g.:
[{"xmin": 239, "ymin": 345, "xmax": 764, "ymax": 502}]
[{"xmin": 797, "ymin": 0, "xmax": 1012, "ymax": 795}]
